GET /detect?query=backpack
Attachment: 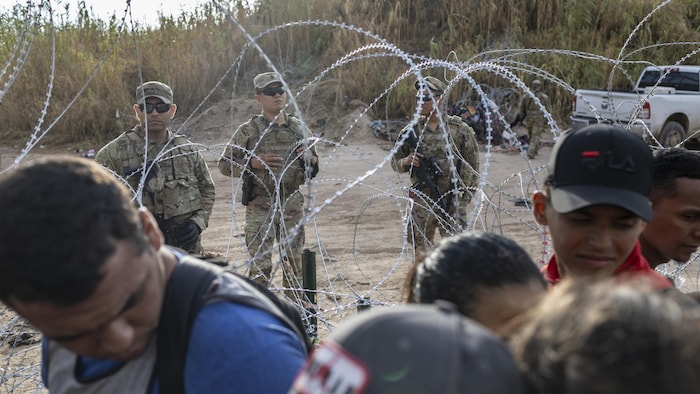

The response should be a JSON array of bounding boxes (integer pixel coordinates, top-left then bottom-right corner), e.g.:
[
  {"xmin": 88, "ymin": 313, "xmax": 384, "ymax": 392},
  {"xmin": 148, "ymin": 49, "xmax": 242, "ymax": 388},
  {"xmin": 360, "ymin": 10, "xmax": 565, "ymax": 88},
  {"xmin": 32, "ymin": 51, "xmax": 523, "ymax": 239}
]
[{"xmin": 151, "ymin": 255, "xmax": 313, "ymax": 394}]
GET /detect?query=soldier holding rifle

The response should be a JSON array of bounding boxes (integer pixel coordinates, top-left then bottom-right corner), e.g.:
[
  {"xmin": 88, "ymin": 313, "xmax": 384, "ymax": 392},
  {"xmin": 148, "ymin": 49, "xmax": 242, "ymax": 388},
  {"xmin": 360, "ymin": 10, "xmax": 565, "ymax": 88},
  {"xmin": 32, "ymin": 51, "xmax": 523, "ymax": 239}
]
[{"xmin": 392, "ymin": 76, "xmax": 480, "ymax": 258}]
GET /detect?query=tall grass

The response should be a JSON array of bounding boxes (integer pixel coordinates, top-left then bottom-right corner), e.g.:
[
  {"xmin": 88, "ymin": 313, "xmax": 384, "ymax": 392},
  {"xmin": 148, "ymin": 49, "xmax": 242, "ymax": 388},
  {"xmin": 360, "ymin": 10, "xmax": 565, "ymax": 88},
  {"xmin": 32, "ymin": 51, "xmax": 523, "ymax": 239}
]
[{"xmin": 0, "ymin": 0, "xmax": 699, "ymax": 144}]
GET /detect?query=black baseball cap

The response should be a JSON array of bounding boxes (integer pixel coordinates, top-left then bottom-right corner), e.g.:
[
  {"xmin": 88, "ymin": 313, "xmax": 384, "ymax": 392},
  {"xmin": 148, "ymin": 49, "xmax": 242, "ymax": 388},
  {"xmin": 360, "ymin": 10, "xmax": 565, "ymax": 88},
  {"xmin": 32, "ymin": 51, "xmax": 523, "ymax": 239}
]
[
  {"xmin": 547, "ymin": 124, "xmax": 653, "ymax": 221},
  {"xmin": 289, "ymin": 302, "xmax": 523, "ymax": 394}
]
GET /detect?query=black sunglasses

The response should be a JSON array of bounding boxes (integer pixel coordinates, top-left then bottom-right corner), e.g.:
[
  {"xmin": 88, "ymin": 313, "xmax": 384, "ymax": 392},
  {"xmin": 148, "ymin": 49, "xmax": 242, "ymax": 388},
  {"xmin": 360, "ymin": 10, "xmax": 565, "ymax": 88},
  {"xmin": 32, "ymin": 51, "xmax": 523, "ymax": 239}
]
[
  {"xmin": 260, "ymin": 86, "xmax": 286, "ymax": 97},
  {"xmin": 138, "ymin": 103, "xmax": 172, "ymax": 113},
  {"xmin": 417, "ymin": 94, "xmax": 440, "ymax": 102}
]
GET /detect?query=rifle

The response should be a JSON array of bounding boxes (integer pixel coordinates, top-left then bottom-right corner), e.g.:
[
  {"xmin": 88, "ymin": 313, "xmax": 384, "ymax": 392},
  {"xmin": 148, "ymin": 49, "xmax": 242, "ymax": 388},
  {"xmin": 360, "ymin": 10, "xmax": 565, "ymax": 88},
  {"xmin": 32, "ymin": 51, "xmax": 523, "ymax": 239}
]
[
  {"xmin": 404, "ymin": 129, "xmax": 446, "ymax": 211},
  {"xmin": 296, "ymin": 141, "xmax": 319, "ymax": 179}
]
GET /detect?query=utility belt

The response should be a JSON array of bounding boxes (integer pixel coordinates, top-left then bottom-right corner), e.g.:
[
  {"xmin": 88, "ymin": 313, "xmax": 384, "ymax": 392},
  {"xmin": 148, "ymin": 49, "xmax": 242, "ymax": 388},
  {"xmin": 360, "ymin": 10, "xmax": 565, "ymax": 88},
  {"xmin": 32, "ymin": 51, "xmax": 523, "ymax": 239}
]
[
  {"xmin": 249, "ymin": 183, "xmax": 300, "ymax": 203},
  {"xmin": 407, "ymin": 176, "xmax": 444, "ymax": 199},
  {"xmin": 408, "ymin": 184, "xmax": 455, "ymax": 213},
  {"xmin": 407, "ymin": 184, "xmax": 432, "ymax": 200}
]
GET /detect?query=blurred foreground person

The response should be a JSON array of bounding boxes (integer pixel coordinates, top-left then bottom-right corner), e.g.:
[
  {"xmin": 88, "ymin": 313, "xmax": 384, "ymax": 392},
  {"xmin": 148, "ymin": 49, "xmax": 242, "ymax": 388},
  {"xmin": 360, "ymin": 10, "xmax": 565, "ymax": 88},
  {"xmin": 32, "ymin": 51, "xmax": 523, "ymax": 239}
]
[
  {"xmin": 405, "ymin": 231, "xmax": 546, "ymax": 339},
  {"xmin": 290, "ymin": 302, "xmax": 524, "ymax": 394},
  {"xmin": 0, "ymin": 156, "xmax": 307, "ymax": 393},
  {"xmin": 510, "ymin": 277, "xmax": 700, "ymax": 394}
]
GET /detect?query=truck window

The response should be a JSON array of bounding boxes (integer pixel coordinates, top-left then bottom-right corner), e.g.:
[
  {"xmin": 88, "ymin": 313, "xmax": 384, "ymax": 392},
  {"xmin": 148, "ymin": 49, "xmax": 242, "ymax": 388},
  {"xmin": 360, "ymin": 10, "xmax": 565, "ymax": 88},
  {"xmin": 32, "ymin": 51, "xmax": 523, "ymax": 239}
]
[{"xmin": 638, "ymin": 69, "xmax": 700, "ymax": 92}]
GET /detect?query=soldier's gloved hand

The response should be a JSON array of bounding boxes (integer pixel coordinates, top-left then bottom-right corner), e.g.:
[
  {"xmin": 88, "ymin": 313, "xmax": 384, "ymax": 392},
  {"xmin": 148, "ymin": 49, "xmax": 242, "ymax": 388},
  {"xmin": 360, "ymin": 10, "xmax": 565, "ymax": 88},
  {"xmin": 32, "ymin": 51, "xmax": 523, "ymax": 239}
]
[{"xmin": 176, "ymin": 220, "xmax": 201, "ymax": 252}]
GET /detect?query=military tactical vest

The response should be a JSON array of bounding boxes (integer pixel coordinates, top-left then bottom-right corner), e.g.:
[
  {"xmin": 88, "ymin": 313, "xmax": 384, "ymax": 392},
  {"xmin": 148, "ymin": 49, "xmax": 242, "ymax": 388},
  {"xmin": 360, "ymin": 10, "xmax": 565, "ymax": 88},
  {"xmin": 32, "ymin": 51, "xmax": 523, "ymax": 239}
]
[
  {"xmin": 246, "ymin": 115, "xmax": 307, "ymax": 196},
  {"xmin": 106, "ymin": 127, "xmax": 204, "ymax": 220},
  {"xmin": 408, "ymin": 116, "xmax": 473, "ymax": 192}
]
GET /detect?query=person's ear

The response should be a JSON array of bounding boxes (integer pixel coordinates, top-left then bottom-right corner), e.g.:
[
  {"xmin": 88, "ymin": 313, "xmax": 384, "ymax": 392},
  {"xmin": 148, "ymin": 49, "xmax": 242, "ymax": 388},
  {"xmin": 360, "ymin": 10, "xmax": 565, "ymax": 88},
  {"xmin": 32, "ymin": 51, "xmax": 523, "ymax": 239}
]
[
  {"xmin": 169, "ymin": 103, "xmax": 177, "ymax": 119},
  {"xmin": 133, "ymin": 104, "xmax": 142, "ymax": 122},
  {"xmin": 532, "ymin": 191, "xmax": 549, "ymax": 226},
  {"xmin": 138, "ymin": 207, "xmax": 163, "ymax": 250}
]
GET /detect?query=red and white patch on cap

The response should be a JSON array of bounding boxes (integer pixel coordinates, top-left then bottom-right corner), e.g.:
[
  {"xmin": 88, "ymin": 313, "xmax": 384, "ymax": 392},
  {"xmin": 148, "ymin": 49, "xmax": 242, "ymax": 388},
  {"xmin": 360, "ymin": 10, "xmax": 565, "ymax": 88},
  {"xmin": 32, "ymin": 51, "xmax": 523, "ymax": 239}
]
[
  {"xmin": 581, "ymin": 150, "xmax": 600, "ymax": 158},
  {"xmin": 291, "ymin": 341, "xmax": 370, "ymax": 394}
]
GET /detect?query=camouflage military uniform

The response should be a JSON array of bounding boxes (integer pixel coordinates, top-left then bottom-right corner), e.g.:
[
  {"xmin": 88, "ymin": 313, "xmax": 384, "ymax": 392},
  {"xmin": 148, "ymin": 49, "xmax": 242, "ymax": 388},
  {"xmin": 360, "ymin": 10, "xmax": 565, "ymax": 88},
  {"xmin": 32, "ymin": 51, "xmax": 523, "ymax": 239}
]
[
  {"xmin": 218, "ymin": 113, "xmax": 318, "ymax": 293},
  {"xmin": 518, "ymin": 81, "xmax": 551, "ymax": 159},
  {"xmin": 391, "ymin": 115, "xmax": 480, "ymax": 256},
  {"xmin": 95, "ymin": 125, "xmax": 216, "ymax": 253}
]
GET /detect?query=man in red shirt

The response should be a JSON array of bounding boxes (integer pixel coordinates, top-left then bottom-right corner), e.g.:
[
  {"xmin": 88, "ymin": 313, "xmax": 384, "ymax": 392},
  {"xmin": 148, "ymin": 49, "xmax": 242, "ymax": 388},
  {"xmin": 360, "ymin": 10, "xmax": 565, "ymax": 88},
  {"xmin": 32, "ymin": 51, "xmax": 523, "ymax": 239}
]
[{"xmin": 530, "ymin": 124, "xmax": 671, "ymax": 288}]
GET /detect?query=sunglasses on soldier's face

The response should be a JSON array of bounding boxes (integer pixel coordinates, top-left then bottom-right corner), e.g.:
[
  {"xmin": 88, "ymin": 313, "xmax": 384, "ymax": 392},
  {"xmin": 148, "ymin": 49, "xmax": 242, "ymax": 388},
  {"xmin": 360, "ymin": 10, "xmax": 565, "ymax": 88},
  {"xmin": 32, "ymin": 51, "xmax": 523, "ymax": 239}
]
[
  {"xmin": 260, "ymin": 86, "xmax": 286, "ymax": 97},
  {"xmin": 138, "ymin": 103, "xmax": 171, "ymax": 113},
  {"xmin": 417, "ymin": 94, "xmax": 440, "ymax": 103}
]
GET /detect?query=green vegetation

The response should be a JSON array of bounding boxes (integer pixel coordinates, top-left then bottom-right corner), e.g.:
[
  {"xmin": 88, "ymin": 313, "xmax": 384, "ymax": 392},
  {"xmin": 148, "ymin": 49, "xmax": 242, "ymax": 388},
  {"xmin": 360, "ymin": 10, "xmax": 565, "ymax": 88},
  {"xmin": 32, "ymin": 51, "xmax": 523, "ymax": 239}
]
[{"xmin": 1, "ymin": 0, "xmax": 699, "ymax": 145}]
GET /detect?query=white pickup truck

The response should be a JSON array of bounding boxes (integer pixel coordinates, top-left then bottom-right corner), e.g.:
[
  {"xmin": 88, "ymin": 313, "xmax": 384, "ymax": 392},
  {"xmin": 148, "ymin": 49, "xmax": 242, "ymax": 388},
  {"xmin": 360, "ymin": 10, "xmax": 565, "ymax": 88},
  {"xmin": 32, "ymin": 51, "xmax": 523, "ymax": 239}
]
[{"xmin": 570, "ymin": 65, "xmax": 700, "ymax": 147}]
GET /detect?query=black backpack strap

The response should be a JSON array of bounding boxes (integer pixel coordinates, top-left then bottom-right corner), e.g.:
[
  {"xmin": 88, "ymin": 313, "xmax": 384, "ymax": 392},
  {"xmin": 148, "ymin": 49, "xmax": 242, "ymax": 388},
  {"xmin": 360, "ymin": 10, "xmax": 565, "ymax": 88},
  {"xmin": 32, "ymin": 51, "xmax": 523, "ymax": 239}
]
[{"xmin": 151, "ymin": 256, "xmax": 218, "ymax": 394}]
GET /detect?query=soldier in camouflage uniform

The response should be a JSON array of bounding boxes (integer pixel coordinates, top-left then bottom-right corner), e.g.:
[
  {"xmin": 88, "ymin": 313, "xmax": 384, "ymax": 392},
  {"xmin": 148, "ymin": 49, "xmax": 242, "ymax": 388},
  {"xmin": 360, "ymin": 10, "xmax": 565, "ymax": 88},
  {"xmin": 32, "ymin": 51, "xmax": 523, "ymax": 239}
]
[
  {"xmin": 392, "ymin": 76, "xmax": 480, "ymax": 258},
  {"xmin": 218, "ymin": 72, "xmax": 319, "ymax": 297},
  {"xmin": 95, "ymin": 81, "xmax": 215, "ymax": 254},
  {"xmin": 517, "ymin": 79, "xmax": 551, "ymax": 159}
]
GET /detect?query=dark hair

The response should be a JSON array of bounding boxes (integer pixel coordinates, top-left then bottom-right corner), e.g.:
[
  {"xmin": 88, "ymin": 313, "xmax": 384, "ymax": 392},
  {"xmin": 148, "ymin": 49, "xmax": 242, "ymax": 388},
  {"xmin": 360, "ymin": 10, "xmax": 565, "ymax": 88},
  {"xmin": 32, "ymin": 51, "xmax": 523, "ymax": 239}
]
[
  {"xmin": 511, "ymin": 277, "xmax": 700, "ymax": 394},
  {"xmin": 0, "ymin": 155, "xmax": 149, "ymax": 305},
  {"xmin": 406, "ymin": 231, "xmax": 546, "ymax": 317},
  {"xmin": 650, "ymin": 148, "xmax": 700, "ymax": 201}
]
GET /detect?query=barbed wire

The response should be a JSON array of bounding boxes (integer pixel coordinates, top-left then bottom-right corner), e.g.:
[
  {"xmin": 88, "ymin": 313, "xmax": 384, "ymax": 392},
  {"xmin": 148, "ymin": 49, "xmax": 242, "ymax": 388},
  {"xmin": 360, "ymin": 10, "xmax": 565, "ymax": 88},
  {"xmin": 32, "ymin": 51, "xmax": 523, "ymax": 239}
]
[{"xmin": 1, "ymin": 1, "xmax": 700, "ymax": 392}]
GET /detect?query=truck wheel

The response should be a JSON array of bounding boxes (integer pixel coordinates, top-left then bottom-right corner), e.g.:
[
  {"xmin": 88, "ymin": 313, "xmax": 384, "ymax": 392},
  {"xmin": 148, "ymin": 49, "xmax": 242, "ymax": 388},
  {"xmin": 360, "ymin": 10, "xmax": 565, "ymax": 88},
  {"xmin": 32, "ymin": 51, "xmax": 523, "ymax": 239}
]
[{"xmin": 660, "ymin": 121, "xmax": 685, "ymax": 147}]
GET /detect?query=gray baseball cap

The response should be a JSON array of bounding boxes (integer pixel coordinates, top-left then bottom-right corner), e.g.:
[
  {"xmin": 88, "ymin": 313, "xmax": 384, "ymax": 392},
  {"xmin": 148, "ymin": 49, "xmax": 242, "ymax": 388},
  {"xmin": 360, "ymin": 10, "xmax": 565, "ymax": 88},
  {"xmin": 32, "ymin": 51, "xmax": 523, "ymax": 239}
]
[
  {"xmin": 254, "ymin": 72, "xmax": 283, "ymax": 89},
  {"xmin": 289, "ymin": 302, "xmax": 524, "ymax": 394},
  {"xmin": 415, "ymin": 76, "xmax": 446, "ymax": 94},
  {"xmin": 135, "ymin": 81, "xmax": 173, "ymax": 104}
]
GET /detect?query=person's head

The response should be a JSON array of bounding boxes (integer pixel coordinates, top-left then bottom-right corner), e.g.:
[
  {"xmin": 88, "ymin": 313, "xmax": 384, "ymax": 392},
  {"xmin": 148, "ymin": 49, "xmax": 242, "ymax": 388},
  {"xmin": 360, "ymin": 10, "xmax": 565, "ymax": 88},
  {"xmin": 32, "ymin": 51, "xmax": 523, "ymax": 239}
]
[
  {"xmin": 0, "ymin": 156, "xmax": 168, "ymax": 361},
  {"xmin": 532, "ymin": 79, "xmax": 542, "ymax": 92},
  {"xmin": 134, "ymin": 80, "xmax": 177, "ymax": 135},
  {"xmin": 510, "ymin": 277, "xmax": 700, "ymax": 394},
  {"xmin": 640, "ymin": 147, "xmax": 700, "ymax": 268},
  {"xmin": 406, "ymin": 231, "xmax": 546, "ymax": 339},
  {"xmin": 414, "ymin": 75, "xmax": 446, "ymax": 118},
  {"xmin": 290, "ymin": 302, "xmax": 524, "ymax": 394},
  {"xmin": 532, "ymin": 125, "xmax": 653, "ymax": 279},
  {"xmin": 254, "ymin": 71, "xmax": 287, "ymax": 117}
]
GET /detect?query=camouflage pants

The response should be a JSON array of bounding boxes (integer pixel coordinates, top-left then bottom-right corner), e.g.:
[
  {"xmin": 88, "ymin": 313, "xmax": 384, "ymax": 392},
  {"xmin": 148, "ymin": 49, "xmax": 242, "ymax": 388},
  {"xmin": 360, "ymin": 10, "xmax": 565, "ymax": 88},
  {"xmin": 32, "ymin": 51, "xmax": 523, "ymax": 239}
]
[
  {"xmin": 245, "ymin": 192, "xmax": 305, "ymax": 300},
  {"xmin": 526, "ymin": 120, "xmax": 546, "ymax": 159},
  {"xmin": 408, "ymin": 194, "xmax": 456, "ymax": 260}
]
